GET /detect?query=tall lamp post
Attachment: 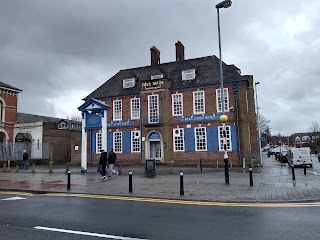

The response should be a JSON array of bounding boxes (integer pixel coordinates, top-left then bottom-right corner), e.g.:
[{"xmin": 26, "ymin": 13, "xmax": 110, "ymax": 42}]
[
  {"xmin": 216, "ymin": 0, "xmax": 232, "ymax": 184},
  {"xmin": 255, "ymin": 82, "xmax": 263, "ymax": 167}
]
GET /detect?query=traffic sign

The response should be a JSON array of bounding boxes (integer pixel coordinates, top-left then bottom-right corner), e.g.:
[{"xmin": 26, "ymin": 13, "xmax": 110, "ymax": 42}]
[{"xmin": 258, "ymin": 137, "xmax": 266, "ymax": 141}]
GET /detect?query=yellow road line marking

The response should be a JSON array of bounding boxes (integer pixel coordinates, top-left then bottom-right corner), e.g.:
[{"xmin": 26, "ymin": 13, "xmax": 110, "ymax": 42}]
[{"xmin": 1, "ymin": 191, "xmax": 320, "ymax": 208}]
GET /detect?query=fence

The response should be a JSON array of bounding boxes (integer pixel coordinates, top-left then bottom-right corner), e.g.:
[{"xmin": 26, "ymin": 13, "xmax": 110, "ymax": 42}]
[{"xmin": 0, "ymin": 143, "xmax": 50, "ymax": 161}]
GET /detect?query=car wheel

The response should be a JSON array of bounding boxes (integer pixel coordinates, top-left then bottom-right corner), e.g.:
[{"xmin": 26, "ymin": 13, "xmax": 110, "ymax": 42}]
[{"xmin": 310, "ymin": 164, "xmax": 313, "ymax": 168}]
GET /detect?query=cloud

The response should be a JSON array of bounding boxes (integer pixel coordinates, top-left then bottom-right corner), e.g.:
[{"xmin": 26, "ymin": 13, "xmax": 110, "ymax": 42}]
[{"xmin": 0, "ymin": 0, "xmax": 319, "ymax": 136}]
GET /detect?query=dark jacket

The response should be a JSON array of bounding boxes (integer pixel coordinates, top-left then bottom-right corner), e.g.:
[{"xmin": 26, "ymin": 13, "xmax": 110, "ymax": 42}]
[
  {"xmin": 23, "ymin": 152, "xmax": 29, "ymax": 161},
  {"xmin": 99, "ymin": 152, "xmax": 108, "ymax": 166},
  {"xmin": 107, "ymin": 151, "xmax": 117, "ymax": 164}
]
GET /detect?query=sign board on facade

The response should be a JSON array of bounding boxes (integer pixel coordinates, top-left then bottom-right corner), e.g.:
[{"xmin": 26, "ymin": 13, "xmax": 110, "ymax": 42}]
[
  {"xmin": 258, "ymin": 137, "xmax": 266, "ymax": 141},
  {"xmin": 179, "ymin": 114, "xmax": 223, "ymax": 123},
  {"xmin": 107, "ymin": 120, "xmax": 135, "ymax": 128}
]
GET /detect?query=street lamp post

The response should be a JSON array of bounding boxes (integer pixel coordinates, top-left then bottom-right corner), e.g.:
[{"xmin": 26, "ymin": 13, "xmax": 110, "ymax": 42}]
[
  {"xmin": 216, "ymin": 0, "xmax": 232, "ymax": 184},
  {"xmin": 255, "ymin": 82, "xmax": 263, "ymax": 167}
]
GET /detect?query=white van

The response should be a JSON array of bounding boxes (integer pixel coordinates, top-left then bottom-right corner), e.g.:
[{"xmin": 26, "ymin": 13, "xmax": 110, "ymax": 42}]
[{"xmin": 287, "ymin": 147, "xmax": 313, "ymax": 167}]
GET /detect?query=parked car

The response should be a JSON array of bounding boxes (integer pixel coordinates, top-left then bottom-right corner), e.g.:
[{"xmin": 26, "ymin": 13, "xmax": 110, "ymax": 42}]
[{"xmin": 275, "ymin": 147, "xmax": 288, "ymax": 163}]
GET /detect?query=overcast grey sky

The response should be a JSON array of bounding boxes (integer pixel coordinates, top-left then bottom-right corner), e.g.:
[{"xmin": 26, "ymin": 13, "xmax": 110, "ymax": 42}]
[{"xmin": 1, "ymin": 0, "xmax": 319, "ymax": 136}]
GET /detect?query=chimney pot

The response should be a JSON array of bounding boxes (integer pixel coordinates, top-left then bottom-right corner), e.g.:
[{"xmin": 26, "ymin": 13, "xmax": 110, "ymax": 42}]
[
  {"xmin": 150, "ymin": 46, "xmax": 160, "ymax": 65},
  {"xmin": 175, "ymin": 41, "xmax": 185, "ymax": 61}
]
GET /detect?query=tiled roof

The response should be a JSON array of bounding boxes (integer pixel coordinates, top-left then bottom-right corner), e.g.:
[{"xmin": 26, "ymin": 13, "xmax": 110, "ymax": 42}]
[
  {"xmin": 86, "ymin": 55, "xmax": 246, "ymax": 99},
  {"xmin": 17, "ymin": 113, "xmax": 81, "ymax": 124},
  {"xmin": 0, "ymin": 82, "xmax": 22, "ymax": 92}
]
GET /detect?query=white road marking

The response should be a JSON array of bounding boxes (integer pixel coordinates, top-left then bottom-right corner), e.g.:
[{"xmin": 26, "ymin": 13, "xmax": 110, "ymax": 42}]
[
  {"xmin": 1, "ymin": 196, "xmax": 27, "ymax": 201},
  {"xmin": 34, "ymin": 226, "xmax": 148, "ymax": 240}
]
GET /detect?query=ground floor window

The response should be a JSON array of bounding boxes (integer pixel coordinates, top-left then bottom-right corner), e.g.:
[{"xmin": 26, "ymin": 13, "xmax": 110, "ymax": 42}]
[
  {"xmin": 218, "ymin": 126, "xmax": 232, "ymax": 151},
  {"xmin": 173, "ymin": 128, "xmax": 184, "ymax": 151},
  {"xmin": 96, "ymin": 133, "xmax": 102, "ymax": 153},
  {"xmin": 113, "ymin": 132, "xmax": 122, "ymax": 153},
  {"xmin": 195, "ymin": 127, "xmax": 207, "ymax": 151},
  {"xmin": 131, "ymin": 131, "xmax": 140, "ymax": 152}
]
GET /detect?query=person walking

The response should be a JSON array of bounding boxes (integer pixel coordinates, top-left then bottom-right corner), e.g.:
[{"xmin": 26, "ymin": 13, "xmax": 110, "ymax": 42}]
[
  {"xmin": 107, "ymin": 148, "xmax": 118, "ymax": 178},
  {"xmin": 315, "ymin": 148, "xmax": 318, "ymax": 157},
  {"xmin": 22, "ymin": 149, "xmax": 29, "ymax": 170},
  {"xmin": 99, "ymin": 150, "xmax": 108, "ymax": 180}
]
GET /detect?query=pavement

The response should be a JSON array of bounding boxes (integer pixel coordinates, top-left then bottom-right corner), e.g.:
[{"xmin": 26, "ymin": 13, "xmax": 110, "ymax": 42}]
[{"xmin": 1, "ymin": 154, "xmax": 320, "ymax": 203}]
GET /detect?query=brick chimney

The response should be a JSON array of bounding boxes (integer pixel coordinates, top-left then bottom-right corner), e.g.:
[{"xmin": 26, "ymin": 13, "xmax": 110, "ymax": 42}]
[
  {"xmin": 175, "ymin": 41, "xmax": 185, "ymax": 61},
  {"xmin": 150, "ymin": 46, "xmax": 160, "ymax": 65}
]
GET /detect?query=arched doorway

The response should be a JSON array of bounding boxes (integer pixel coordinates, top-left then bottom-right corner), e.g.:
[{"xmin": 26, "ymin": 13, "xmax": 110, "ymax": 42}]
[{"xmin": 146, "ymin": 132, "xmax": 163, "ymax": 161}]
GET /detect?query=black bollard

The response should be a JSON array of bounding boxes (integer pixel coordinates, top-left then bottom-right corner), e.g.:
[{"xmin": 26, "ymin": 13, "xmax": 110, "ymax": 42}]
[
  {"xmin": 304, "ymin": 165, "xmax": 307, "ymax": 175},
  {"xmin": 292, "ymin": 165, "xmax": 295, "ymax": 180},
  {"xmin": 180, "ymin": 171, "xmax": 184, "ymax": 196},
  {"xmin": 129, "ymin": 170, "xmax": 133, "ymax": 193},
  {"xmin": 224, "ymin": 158, "xmax": 229, "ymax": 184},
  {"xmin": 249, "ymin": 167, "xmax": 253, "ymax": 186},
  {"xmin": 67, "ymin": 170, "xmax": 71, "ymax": 190},
  {"xmin": 200, "ymin": 158, "xmax": 203, "ymax": 173}
]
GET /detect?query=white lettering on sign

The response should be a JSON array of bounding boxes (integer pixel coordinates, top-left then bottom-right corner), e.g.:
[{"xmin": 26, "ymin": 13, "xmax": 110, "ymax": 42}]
[{"xmin": 142, "ymin": 80, "xmax": 165, "ymax": 88}]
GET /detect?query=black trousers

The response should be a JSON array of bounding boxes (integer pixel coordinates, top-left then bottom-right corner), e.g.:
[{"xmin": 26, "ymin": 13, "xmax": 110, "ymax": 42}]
[{"xmin": 100, "ymin": 165, "xmax": 107, "ymax": 176}]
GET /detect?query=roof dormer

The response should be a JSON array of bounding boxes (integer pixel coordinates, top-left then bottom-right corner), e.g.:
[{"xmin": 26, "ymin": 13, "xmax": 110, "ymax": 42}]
[
  {"xmin": 123, "ymin": 78, "xmax": 136, "ymax": 89},
  {"xmin": 182, "ymin": 69, "xmax": 196, "ymax": 81}
]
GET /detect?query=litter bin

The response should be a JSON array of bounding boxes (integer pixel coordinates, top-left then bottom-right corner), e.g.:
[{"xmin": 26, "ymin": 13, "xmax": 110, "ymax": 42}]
[{"xmin": 145, "ymin": 159, "xmax": 156, "ymax": 177}]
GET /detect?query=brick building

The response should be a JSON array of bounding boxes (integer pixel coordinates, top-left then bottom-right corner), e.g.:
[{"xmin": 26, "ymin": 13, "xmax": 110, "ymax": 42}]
[
  {"xmin": 0, "ymin": 82, "xmax": 21, "ymax": 143},
  {"xmin": 79, "ymin": 42, "xmax": 258, "ymax": 170}
]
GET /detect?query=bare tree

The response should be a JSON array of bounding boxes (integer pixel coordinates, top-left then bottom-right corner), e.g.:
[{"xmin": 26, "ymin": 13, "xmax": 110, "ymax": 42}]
[
  {"xmin": 308, "ymin": 121, "xmax": 320, "ymax": 133},
  {"xmin": 67, "ymin": 111, "xmax": 82, "ymax": 122},
  {"xmin": 259, "ymin": 114, "xmax": 271, "ymax": 134}
]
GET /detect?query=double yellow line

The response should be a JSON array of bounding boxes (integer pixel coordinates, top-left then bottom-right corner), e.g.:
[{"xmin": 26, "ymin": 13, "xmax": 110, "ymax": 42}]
[{"xmin": 1, "ymin": 191, "xmax": 320, "ymax": 208}]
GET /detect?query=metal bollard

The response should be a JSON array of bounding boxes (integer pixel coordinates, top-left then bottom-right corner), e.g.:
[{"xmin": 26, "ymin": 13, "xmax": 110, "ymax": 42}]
[
  {"xmin": 3, "ymin": 163, "xmax": 7, "ymax": 172},
  {"xmin": 180, "ymin": 171, "xmax": 184, "ymax": 196},
  {"xmin": 118, "ymin": 163, "xmax": 122, "ymax": 175},
  {"xmin": 292, "ymin": 165, "xmax": 295, "ymax": 180},
  {"xmin": 249, "ymin": 166, "xmax": 253, "ymax": 186},
  {"xmin": 304, "ymin": 165, "xmax": 307, "ymax": 175},
  {"xmin": 129, "ymin": 170, "xmax": 133, "ymax": 193},
  {"xmin": 16, "ymin": 165, "xmax": 19, "ymax": 173},
  {"xmin": 216, "ymin": 160, "xmax": 219, "ymax": 168},
  {"xmin": 32, "ymin": 163, "xmax": 35, "ymax": 173},
  {"xmin": 67, "ymin": 170, "xmax": 71, "ymax": 190},
  {"xmin": 49, "ymin": 161, "xmax": 53, "ymax": 173}
]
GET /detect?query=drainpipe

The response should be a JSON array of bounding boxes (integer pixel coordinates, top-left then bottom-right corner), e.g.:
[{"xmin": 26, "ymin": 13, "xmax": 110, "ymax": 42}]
[
  {"xmin": 139, "ymin": 93, "xmax": 142, "ymax": 164},
  {"xmin": 233, "ymin": 85, "xmax": 242, "ymax": 165}
]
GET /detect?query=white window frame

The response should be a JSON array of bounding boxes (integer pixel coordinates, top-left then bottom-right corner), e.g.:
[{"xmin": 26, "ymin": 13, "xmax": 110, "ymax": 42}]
[
  {"xmin": 172, "ymin": 93, "xmax": 183, "ymax": 116},
  {"xmin": 173, "ymin": 128, "xmax": 184, "ymax": 152},
  {"xmin": 113, "ymin": 100, "xmax": 122, "ymax": 121},
  {"xmin": 151, "ymin": 74, "xmax": 164, "ymax": 80},
  {"xmin": 216, "ymin": 88, "xmax": 229, "ymax": 113},
  {"xmin": 113, "ymin": 132, "xmax": 122, "ymax": 153},
  {"xmin": 58, "ymin": 123, "xmax": 68, "ymax": 129},
  {"xmin": 195, "ymin": 127, "xmax": 207, "ymax": 151},
  {"xmin": 96, "ymin": 133, "xmax": 102, "ymax": 153},
  {"xmin": 182, "ymin": 69, "xmax": 196, "ymax": 81},
  {"xmin": 218, "ymin": 126, "xmax": 232, "ymax": 151},
  {"xmin": 193, "ymin": 91, "xmax": 205, "ymax": 114},
  {"xmin": 131, "ymin": 131, "xmax": 140, "ymax": 153},
  {"xmin": 123, "ymin": 78, "xmax": 136, "ymax": 89},
  {"xmin": 130, "ymin": 98, "xmax": 140, "ymax": 119},
  {"xmin": 148, "ymin": 94, "xmax": 159, "ymax": 123}
]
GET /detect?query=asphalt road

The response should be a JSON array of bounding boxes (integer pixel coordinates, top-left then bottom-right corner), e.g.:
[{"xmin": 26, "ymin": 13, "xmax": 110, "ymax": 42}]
[{"xmin": 1, "ymin": 192, "xmax": 320, "ymax": 240}]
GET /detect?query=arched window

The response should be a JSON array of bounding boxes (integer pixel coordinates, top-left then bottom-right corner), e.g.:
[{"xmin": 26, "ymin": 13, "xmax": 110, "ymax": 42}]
[{"xmin": 0, "ymin": 100, "xmax": 3, "ymax": 122}]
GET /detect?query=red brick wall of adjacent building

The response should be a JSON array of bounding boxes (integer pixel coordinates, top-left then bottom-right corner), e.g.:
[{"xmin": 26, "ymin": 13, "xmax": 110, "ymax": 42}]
[{"xmin": 1, "ymin": 92, "xmax": 19, "ymax": 142}]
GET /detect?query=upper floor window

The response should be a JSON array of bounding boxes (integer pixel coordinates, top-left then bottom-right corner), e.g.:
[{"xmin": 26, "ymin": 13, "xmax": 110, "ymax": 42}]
[
  {"xmin": 218, "ymin": 126, "xmax": 232, "ymax": 151},
  {"xmin": 195, "ymin": 127, "xmax": 207, "ymax": 151},
  {"xmin": 172, "ymin": 93, "xmax": 183, "ymax": 116},
  {"xmin": 173, "ymin": 128, "xmax": 184, "ymax": 152},
  {"xmin": 151, "ymin": 74, "xmax": 164, "ymax": 80},
  {"xmin": 58, "ymin": 122, "xmax": 68, "ymax": 129},
  {"xmin": 148, "ymin": 95, "xmax": 159, "ymax": 123},
  {"xmin": 113, "ymin": 100, "xmax": 122, "ymax": 121},
  {"xmin": 193, "ymin": 91, "xmax": 205, "ymax": 114},
  {"xmin": 131, "ymin": 98, "xmax": 140, "ymax": 119},
  {"xmin": 182, "ymin": 69, "xmax": 196, "ymax": 81},
  {"xmin": 0, "ymin": 100, "xmax": 3, "ymax": 122},
  {"xmin": 123, "ymin": 78, "xmax": 136, "ymax": 89},
  {"xmin": 216, "ymin": 88, "xmax": 229, "ymax": 113}
]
